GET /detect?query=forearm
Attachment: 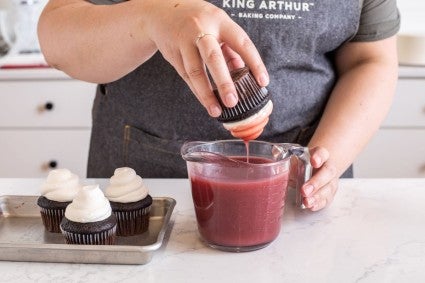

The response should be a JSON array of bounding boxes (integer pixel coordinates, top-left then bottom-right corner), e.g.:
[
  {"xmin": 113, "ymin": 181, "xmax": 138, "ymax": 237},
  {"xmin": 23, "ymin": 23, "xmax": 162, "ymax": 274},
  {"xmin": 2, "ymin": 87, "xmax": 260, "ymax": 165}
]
[
  {"xmin": 308, "ymin": 40, "xmax": 398, "ymax": 177},
  {"xmin": 38, "ymin": 0, "xmax": 157, "ymax": 83}
]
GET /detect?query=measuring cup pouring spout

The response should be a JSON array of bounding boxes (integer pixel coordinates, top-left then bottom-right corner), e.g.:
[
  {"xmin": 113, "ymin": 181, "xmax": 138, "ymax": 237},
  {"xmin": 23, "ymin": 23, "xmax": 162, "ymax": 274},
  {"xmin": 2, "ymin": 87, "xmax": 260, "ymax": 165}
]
[{"xmin": 181, "ymin": 141, "xmax": 240, "ymax": 165}]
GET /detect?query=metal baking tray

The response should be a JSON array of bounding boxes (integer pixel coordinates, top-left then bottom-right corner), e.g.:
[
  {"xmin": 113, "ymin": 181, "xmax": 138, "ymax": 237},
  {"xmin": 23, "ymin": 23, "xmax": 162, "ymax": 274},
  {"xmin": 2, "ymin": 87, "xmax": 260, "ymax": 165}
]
[{"xmin": 0, "ymin": 195, "xmax": 176, "ymax": 265}]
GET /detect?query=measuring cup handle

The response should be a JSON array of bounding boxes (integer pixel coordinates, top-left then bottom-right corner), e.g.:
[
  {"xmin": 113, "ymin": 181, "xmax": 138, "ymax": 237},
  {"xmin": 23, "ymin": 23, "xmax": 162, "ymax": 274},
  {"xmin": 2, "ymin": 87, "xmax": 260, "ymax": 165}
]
[{"xmin": 288, "ymin": 146, "xmax": 313, "ymax": 209}]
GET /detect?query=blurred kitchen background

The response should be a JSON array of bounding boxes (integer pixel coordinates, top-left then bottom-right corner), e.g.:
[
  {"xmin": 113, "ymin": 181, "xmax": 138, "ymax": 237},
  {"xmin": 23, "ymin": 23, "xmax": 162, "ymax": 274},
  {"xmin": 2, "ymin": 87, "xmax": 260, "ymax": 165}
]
[
  {"xmin": 0, "ymin": 0, "xmax": 47, "ymax": 57},
  {"xmin": 398, "ymin": 0, "xmax": 425, "ymax": 35}
]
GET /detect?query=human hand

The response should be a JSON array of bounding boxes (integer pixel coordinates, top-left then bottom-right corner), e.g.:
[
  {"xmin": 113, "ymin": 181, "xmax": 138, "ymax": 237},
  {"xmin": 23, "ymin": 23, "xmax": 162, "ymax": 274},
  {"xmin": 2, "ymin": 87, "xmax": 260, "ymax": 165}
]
[
  {"xmin": 143, "ymin": 0, "xmax": 269, "ymax": 117},
  {"xmin": 301, "ymin": 146, "xmax": 339, "ymax": 211}
]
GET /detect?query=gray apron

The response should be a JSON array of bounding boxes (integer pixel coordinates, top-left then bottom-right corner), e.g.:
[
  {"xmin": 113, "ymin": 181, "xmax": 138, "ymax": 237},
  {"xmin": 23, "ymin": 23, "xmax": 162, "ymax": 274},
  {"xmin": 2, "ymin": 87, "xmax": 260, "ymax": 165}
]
[{"xmin": 87, "ymin": 0, "xmax": 360, "ymax": 178}]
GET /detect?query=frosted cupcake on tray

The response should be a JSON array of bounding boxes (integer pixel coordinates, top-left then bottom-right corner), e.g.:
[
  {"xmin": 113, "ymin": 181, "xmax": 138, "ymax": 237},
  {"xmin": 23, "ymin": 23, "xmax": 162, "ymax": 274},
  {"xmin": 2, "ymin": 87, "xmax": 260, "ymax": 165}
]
[
  {"xmin": 60, "ymin": 184, "xmax": 117, "ymax": 245},
  {"xmin": 105, "ymin": 167, "xmax": 153, "ymax": 236},
  {"xmin": 37, "ymin": 168, "xmax": 82, "ymax": 233}
]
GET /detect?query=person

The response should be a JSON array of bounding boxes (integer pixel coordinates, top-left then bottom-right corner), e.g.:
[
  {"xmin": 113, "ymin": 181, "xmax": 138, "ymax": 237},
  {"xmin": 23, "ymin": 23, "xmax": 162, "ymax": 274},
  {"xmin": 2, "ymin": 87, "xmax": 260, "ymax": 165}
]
[{"xmin": 37, "ymin": 0, "xmax": 400, "ymax": 211}]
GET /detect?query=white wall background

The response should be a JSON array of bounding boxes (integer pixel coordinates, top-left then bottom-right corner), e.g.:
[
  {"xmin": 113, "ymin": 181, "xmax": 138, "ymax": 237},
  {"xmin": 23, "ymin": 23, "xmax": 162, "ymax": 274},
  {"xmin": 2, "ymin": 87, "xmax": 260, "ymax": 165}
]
[{"xmin": 398, "ymin": 0, "xmax": 425, "ymax": 35}]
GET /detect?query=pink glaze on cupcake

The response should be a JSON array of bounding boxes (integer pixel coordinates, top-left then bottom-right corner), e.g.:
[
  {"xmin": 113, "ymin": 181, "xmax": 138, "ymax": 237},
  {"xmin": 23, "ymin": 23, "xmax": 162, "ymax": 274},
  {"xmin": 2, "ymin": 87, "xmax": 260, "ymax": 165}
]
[{"xmin": 223, "ymin": 100, "xmax": 273, "ymax": 141}]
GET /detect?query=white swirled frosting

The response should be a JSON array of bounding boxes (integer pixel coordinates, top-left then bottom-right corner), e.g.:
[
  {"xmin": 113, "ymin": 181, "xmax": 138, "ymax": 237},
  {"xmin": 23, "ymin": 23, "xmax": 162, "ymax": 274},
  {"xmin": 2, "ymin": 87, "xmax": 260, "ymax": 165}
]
[
  {"xmin": 105, "ymin": 167, "xmax": 149, "ymax": 203},
  {"xmin": 40, "ymin": 168, "xmax": 81, "ymax": 202},
  {"xmin": 64, "ymin": 184, "xmax": 112, "ymax": 223}
]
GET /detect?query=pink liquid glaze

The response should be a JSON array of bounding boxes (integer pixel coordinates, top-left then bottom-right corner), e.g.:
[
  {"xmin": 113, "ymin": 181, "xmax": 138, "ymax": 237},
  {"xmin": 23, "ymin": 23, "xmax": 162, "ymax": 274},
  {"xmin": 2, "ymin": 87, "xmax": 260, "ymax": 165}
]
[
  {"xmin": 190, "ymin": 156, "xmax": 289, "ymax": 249},
  {"xmin": 230, "ymin": 116, "xmax": 269, "ymax": 141}
]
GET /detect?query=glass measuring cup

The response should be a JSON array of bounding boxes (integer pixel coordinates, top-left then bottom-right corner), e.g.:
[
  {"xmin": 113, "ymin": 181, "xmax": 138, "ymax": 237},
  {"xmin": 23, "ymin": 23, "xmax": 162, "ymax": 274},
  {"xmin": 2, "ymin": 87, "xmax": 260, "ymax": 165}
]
[{"xmin": 181, "ymin": 140, "xmax": 312, "ymax": 252}]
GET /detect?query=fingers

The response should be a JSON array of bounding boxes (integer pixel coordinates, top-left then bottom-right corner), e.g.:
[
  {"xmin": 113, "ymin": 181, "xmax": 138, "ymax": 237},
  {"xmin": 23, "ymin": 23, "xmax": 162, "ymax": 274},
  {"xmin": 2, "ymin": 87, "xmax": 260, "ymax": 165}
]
[
  {"xmin": 220, "ymin": 24, "xmax": 269, "ymax": 87},
  {"xmin": 309, "ymin": 146, "xmax": 330, "ymax": 168},
  {"xmin": 185, "ymin": 24, "xmax": 269, "ymax": 116},
  {"xmin": 301, "ymin": 146, "xmax": 338, "ymax": 211},
  {"xmin": 221, "ymin": 43, "xmax": 245, "ymax": 71},
  {"xmin": 164, "ymin": 49, "xmax": 200, "ymax": 106},
  {"xmin": 195, "ymin": 33, "xmax": 239, "ymax": 108},
  {"xmin": 180, "ymin": 42, "xmax": 223, "ymax": 117},
  {"xmin": 159, "ymin": 6, "xmax": 268, "ymax": 117},
  {"xmin": 304, "ymin": 180, "xmax": 338, "ymax": 211}
]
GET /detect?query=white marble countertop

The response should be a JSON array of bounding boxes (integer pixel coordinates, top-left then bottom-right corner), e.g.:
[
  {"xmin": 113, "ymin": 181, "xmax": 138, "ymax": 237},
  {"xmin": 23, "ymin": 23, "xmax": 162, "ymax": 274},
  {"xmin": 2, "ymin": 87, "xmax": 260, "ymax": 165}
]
[{"xmin": 0, "ymin": 178, "xmax": 425, "ymax": 282}]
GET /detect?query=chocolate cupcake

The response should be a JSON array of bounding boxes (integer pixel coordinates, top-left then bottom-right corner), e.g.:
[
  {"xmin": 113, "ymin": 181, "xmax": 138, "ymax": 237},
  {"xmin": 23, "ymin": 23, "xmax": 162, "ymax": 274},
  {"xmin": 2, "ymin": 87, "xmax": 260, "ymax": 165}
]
[
  {"xmin": 105, "ymin": 167, "xmax": 153, "ymax": 236},
  {"xmin": 37, "ymin": 169, "xmax": 82, "ymax": 233},
  {"xmin": 214, "ymin": 67, "xmax": 271, "ymax": 122},
  {"xmin": 60, "ymin": 184, "xmax": 117, "ymax": 245},
  {"xmin": 214, "ymin": 67, "xmax": 273, "ymax": 141}
]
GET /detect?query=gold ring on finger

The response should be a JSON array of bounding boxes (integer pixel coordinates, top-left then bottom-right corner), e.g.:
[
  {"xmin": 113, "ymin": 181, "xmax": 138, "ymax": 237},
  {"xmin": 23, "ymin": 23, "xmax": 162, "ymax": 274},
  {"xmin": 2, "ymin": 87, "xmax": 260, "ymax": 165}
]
[{"xmin": 195, "ymin": 32, "xmax": 214, "ymax": 45}]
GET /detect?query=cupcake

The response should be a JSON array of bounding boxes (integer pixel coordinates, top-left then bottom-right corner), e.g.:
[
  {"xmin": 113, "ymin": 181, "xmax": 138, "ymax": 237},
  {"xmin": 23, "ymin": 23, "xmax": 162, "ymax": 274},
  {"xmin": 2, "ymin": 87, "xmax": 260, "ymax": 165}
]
[
  {"xmin": 37, "ymin": 168, "xmax": 82, "ymax": 233},
  {"xmin": 105, "ymin": 167, "xmax": 153, "ymax": 236},
  {"xmin": 222, "ymin": 100, "xmax": 273, "ymax": 141},
  {"xmin": 214, "ymin": 67, "xmax": 273, "ymax": 141},
  {"xmin": 60, "ymin": 184, "xmax": 117, "ymax": 245}
]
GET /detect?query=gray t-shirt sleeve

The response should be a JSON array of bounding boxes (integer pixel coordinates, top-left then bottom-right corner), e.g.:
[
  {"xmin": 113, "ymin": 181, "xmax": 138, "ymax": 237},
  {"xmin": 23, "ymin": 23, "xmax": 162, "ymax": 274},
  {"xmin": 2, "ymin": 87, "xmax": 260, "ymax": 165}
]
[{"xmin": 352, "ymin": 0, "xmax": 401, "ymax": 42}]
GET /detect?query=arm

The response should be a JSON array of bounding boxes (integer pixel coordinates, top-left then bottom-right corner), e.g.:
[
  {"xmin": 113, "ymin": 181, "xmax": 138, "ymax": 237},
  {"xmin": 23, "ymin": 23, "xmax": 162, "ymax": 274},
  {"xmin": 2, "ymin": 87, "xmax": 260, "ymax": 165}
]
[
  {"xmin": 37, "ymin": 0, "xmax": 157, "ymax": 83},
  {"xmin": 37, "ymin": 0, "xmax": 269, "ymax": 116},
  {"xmin": 301, "ymin": 35, "xmax": 398, "ymax": 211}
]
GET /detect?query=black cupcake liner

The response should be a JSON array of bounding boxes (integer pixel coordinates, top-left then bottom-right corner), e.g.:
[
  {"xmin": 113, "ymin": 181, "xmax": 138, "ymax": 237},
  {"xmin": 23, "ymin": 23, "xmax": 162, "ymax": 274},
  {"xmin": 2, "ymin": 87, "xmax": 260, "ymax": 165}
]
[
  {"xmin": 113, "ymin": 206, "xmax": 151, "ymax": 236},
  {"xmin": 109, "ymin": 195, "xmax": 153, "ymax": 236},
  {"xmin": 60, "ymin": 214, "xmax": 117, "ymax": 245},
  {"xmin": 39, "ymin": 207, "xmax": 66, "ymax": 233},
  {"xmin": 214, "ymin": 67, "xmax": 270, "ymax": 123},
  {"xmin": 37, "ymin": 196, "xmax": 71, "ymax": 233},
  {"xmin": 61, "ymin": 227, "xmax": 117, "ymax": 245}
]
